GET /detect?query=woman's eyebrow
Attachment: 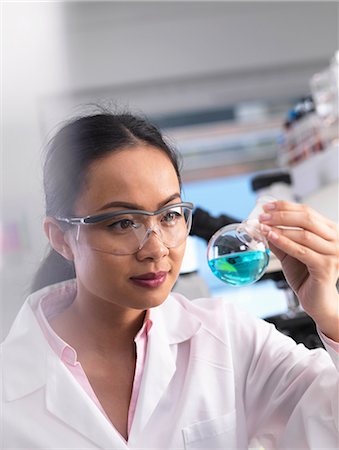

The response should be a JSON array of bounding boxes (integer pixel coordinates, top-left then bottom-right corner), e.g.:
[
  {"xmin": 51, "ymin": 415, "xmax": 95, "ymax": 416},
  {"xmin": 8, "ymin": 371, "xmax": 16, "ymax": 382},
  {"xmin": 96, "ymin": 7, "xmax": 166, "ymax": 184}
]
[{"xmin": 97, "ymin": 193, "xmax": 181, "ymax": 212}]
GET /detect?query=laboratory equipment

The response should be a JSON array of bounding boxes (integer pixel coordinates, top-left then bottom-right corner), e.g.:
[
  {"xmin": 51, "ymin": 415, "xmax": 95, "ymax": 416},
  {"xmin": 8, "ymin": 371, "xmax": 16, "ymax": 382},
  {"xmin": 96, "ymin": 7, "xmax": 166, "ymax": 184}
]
[{"xmin": 207, "ymin": 197, "xmax": 274, "ymax": 287}]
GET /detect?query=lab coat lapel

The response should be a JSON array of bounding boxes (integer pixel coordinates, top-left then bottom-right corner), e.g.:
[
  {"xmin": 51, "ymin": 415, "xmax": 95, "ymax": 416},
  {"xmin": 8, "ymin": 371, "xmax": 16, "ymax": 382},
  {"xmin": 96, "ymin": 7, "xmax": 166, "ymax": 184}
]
[
  {"xmin": 3, "ymin": 298, "xmax": 127, "ymax": 448},
  {"xmin": 2, "ymin": 304, "xmax": 48, "ymax": 401},
  {"xmin": 130, "ymin": 295, "xmax": 202, "ymax": 438},
  {"xmin": 45, "ymin": 355, "xmax": 128, "ymax": 449},
  {"xmin": 130, "ymin": 312, "xmax": 176, "ymax": 436}
]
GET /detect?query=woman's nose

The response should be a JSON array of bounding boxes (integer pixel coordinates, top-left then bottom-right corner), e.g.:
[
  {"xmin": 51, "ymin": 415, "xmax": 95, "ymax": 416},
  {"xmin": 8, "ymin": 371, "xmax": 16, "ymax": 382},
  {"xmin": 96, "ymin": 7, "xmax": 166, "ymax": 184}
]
[{"xmin": 135, "ymin": 228, "xmax": 169, "ymax": 260}]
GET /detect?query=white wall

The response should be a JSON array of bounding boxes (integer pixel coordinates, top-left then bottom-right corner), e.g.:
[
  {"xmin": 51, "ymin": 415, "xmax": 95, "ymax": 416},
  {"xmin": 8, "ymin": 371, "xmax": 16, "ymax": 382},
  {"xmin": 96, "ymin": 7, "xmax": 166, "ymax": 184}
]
[
  {"xmin": 1, "ymin": 1, "xmax": 338, "ymax": 339},
  {"xmin": 42, "ymin": 2, "xmax": 338, "ymax": 125},
  {"xmin": 62, "ymin": 2, "xmax": 336, "ymax": 86},
  {"xmin": 2, "ymin": 2, "xmax": 70, "ymax": 338}
]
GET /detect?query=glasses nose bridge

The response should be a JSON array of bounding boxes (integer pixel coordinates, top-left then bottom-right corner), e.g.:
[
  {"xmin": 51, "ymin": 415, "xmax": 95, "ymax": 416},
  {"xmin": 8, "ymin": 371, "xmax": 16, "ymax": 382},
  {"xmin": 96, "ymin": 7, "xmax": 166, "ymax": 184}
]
[{"xmin": 137, "ymin": 218, "xmax": 164, "ymax": 250}]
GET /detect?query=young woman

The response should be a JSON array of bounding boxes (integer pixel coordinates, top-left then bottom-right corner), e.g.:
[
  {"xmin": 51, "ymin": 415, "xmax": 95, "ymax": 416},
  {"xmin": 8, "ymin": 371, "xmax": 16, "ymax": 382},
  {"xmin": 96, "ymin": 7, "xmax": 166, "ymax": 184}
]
[{"xmin": 1, "ymin": 112, "xmax": 338, "ymax": 449}]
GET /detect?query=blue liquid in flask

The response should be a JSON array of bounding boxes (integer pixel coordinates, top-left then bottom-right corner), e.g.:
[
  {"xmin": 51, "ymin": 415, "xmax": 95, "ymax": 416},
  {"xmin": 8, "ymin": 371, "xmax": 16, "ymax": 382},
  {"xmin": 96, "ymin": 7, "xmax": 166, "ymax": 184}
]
[
  {"xmin": 208, "ymin": 249, "xmax": 270, "ymax": 287},
  {"xmin": 207, "ymin": 222, "xmax": 271, "ymax": 287}
]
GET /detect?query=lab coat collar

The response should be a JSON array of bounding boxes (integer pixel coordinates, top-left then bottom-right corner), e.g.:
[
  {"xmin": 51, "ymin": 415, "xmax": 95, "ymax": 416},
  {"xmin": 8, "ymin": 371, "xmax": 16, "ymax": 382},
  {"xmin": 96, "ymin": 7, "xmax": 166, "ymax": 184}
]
[
  {"xmin": 2, "ymin": 287, "xmax": 129, "ymax": 448},
  {"xmin": 45, "ymin": 355, "xmax": 129, "ymax": 449},
  {"xmin": 2, "ymin": 298, "xmax": 50, "ymax": 401},
  {"xmin": 150, "ymin": 292, "xmax": 203, "ymax": 345},
  {"xmin": 2, "ymin": 281, "xmax": 75, "ymax": 401},
  {"xmin": 2, "ymin": 288, "xmax": 201, "ymax": 400},
  {"xmin": 2, "ymin": 284, "xmax": 202, "ymax": 445}
]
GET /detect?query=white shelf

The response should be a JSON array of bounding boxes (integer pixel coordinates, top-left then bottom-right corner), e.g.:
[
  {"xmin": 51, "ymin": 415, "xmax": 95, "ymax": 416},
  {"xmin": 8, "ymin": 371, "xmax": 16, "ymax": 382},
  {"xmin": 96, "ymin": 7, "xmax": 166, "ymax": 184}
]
[
  {"xmin": 289, "ymin": 143, "xmax": 338, "ymax": 222},
  {"xmin": 291, "ymin": 143, "xmax": 338, "ymax": 201}
]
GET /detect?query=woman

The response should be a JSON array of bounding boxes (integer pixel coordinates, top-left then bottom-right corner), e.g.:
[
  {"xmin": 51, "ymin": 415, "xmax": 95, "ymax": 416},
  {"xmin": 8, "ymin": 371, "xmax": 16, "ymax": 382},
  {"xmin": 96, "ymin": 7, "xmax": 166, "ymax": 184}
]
[{"xmin": 1, "ymin": 112, "xmax": 338, "ymax": 449}]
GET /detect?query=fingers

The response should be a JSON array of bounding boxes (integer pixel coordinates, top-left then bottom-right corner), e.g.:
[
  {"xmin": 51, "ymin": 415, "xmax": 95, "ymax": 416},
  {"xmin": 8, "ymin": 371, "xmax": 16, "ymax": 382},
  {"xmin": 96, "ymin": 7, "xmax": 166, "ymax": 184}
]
[
  {"xmin": 258, "ymin": 201, "xmax": 339, "ymax": 272},
  {"xmin": 260, "ymin": 223, "xmax": 337, "ymax": 256},
  {"xmin": 264, "ymin": 238, "xmax": 287, "ymax": 263},
  {"xmin": 261, "ymin": 225, "xmax": 337, "ymax": 273},
  {"xmin": 260, "ymin": 200, "xmax": 337, "ymax": 241}
]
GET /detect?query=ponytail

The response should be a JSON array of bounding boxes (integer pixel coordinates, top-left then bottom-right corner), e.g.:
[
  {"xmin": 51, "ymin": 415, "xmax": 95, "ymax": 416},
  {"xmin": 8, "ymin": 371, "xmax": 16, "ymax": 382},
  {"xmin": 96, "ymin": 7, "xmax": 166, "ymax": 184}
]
[{"xmin": 30, "ymin": 248, "xmax": 75, "ymax": 293}]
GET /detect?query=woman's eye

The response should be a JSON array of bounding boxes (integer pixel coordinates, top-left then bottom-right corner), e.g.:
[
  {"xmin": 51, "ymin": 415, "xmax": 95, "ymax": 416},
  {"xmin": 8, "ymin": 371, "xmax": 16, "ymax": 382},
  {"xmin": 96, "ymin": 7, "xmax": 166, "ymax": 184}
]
[
  {"xmin": 107, "ymin": 219, "xmax": 135, "ymax": 230},
  {"xmin": 163, "ymin": 211, "xmax": 181, "ymax": 224}
]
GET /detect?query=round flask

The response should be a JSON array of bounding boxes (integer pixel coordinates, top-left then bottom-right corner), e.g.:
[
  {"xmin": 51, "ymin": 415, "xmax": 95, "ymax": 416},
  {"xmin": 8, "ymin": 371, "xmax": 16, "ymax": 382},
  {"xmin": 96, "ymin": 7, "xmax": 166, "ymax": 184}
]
[{"xmin": 207, "ymin": 197, "xmax": 274, "ymax": 287}]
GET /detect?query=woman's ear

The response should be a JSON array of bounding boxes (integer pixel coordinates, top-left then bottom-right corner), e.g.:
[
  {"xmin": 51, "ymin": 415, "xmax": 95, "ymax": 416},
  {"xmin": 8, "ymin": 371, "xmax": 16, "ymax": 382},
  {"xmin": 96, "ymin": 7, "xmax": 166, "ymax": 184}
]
[{"xmin": 43, "ymin": 217, "xmax": 74, "ymax": 261}]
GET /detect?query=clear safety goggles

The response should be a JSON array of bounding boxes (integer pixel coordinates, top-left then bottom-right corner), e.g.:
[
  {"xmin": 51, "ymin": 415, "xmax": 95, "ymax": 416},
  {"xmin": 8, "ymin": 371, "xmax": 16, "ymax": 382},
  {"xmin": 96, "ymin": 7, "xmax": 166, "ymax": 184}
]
[{"xmin": 56, "ymin": 202, "xmax": 194, "ymax": 255}]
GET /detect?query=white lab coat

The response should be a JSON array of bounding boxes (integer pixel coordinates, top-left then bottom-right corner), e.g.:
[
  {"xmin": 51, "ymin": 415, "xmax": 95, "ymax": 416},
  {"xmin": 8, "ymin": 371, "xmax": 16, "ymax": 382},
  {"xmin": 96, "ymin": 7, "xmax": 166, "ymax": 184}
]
[{"xmin": 1, "ymin": 281, "xmax": 338, "ymax": 449}]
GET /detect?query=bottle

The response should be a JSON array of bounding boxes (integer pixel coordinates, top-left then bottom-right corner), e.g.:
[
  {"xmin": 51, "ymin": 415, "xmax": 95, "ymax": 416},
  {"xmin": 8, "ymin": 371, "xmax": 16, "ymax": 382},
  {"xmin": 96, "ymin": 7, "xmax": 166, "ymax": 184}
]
[{"xmin": 207, "ymin": 196, "xmax": 274, "ymax": 287}]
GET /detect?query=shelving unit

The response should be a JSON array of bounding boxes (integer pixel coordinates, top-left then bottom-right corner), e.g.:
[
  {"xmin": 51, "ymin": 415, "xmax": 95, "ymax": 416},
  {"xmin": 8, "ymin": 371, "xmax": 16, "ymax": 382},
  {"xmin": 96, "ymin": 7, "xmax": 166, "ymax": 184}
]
[{"xmin": 291, "ymin": 143, "xmax": 338, "ymax": 222}]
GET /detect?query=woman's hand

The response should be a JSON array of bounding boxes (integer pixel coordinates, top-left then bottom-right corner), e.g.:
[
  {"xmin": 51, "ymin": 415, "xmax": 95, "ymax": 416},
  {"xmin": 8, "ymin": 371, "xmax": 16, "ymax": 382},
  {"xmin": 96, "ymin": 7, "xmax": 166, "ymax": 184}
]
[{"xmin": 259, "ymin": 200, "xmax": 339, "ymax": 342}]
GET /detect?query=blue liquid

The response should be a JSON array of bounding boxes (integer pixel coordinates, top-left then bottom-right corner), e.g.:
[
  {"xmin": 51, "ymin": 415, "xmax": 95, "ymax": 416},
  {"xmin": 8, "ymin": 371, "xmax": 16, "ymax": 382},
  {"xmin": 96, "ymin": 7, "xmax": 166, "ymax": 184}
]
[{"xmin": 208, "ymin": 250, "xmax": 270, "ymax": 287}]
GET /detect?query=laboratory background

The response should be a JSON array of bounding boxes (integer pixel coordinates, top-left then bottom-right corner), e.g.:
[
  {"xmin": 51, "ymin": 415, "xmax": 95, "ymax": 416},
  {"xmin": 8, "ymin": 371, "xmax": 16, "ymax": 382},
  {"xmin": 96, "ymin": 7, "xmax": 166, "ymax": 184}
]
[{"xmin": 1, "ymin": 1, "xmax": 338, "ymax": 342}]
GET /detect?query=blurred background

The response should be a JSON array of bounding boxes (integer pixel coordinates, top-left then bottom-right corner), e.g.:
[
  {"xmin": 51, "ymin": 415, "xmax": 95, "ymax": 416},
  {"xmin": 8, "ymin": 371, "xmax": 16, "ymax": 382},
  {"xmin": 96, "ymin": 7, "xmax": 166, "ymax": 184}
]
[{"xmin": 1, "ymin": 1, "xmax": 338, "ymax": 341}]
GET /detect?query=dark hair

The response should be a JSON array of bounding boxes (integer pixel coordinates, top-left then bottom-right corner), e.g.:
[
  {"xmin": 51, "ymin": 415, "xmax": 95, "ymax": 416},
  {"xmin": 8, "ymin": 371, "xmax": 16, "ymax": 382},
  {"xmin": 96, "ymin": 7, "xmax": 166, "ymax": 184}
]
[{"xmin": 31, "ymin": 110, "xmax": 182, "ymax": 293}]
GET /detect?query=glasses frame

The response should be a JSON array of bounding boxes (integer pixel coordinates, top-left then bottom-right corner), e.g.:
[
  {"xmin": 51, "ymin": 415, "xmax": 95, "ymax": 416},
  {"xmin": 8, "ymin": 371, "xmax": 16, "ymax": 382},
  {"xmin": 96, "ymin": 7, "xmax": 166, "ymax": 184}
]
[{"xmin": 56, "ymin": 201, "xmax": 194, "ymax": 226}]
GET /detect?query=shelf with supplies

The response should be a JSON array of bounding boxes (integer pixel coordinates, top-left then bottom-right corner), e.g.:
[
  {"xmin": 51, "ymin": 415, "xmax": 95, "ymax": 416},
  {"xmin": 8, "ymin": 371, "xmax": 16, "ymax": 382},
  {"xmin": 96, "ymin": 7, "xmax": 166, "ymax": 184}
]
[
  {"xmin": 292, "ymin": 144, "xmax": 338, "ymax": 223},
  {"xmin": 278, "ymin": 50, "xmax": 338, "ymax": 222}
]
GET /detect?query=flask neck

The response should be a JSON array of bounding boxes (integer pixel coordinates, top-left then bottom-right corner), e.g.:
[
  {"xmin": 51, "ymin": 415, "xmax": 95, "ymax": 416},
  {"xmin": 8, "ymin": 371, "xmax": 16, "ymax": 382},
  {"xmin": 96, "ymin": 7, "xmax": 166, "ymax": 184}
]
[
  {"xmin": 236, "ymin": 195, "xmax": 276, "ymax": 249},
  {"xmin": 246, "ymin": 195, "xmax": 276, "ymax": 222}
]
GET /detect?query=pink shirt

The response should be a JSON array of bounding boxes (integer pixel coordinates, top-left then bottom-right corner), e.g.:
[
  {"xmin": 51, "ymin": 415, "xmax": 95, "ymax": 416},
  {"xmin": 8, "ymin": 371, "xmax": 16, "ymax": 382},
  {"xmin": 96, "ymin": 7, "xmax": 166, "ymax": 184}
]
[{"xmin": 35, "ymin": 282, "xmax": 152, "ymax": 442}]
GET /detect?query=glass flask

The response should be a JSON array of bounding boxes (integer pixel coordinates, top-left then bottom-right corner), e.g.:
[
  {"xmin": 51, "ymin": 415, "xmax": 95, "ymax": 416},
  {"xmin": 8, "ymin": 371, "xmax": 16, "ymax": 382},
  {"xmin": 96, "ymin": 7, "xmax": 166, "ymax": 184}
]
[{"xmin": 207, "ymin": 196, "xmax": 275, "ymax": 287}]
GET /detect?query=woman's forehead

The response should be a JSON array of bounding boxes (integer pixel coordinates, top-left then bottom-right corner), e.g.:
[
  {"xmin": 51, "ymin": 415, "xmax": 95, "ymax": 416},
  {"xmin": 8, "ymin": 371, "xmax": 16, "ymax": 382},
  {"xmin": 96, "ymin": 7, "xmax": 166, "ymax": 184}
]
[{"xmin": 76, "ymin": 146, "xmax": 181, "ymax": 214}]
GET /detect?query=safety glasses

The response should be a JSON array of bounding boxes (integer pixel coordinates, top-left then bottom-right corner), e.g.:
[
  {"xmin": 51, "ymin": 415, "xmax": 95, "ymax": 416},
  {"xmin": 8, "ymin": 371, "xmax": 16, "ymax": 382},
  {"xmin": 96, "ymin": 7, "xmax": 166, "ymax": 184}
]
[{"xmin": 56, "ymin": 202, "xmax": 194, "ymax": 255}]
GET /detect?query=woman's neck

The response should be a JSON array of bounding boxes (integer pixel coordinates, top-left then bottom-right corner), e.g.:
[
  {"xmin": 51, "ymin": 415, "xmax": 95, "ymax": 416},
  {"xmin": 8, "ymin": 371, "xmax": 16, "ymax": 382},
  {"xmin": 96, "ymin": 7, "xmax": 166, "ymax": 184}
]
[{"xmin": 49, "ymin": 290, "xmax": 146, "ymax": 357}]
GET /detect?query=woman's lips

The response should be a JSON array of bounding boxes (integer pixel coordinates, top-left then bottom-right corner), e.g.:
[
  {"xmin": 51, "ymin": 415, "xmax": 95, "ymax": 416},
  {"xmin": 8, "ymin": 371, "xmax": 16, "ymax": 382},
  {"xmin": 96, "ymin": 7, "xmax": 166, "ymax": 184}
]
[{"xmin": 130, "ymin": 271, "xmax": 168, "ymax": 288}]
